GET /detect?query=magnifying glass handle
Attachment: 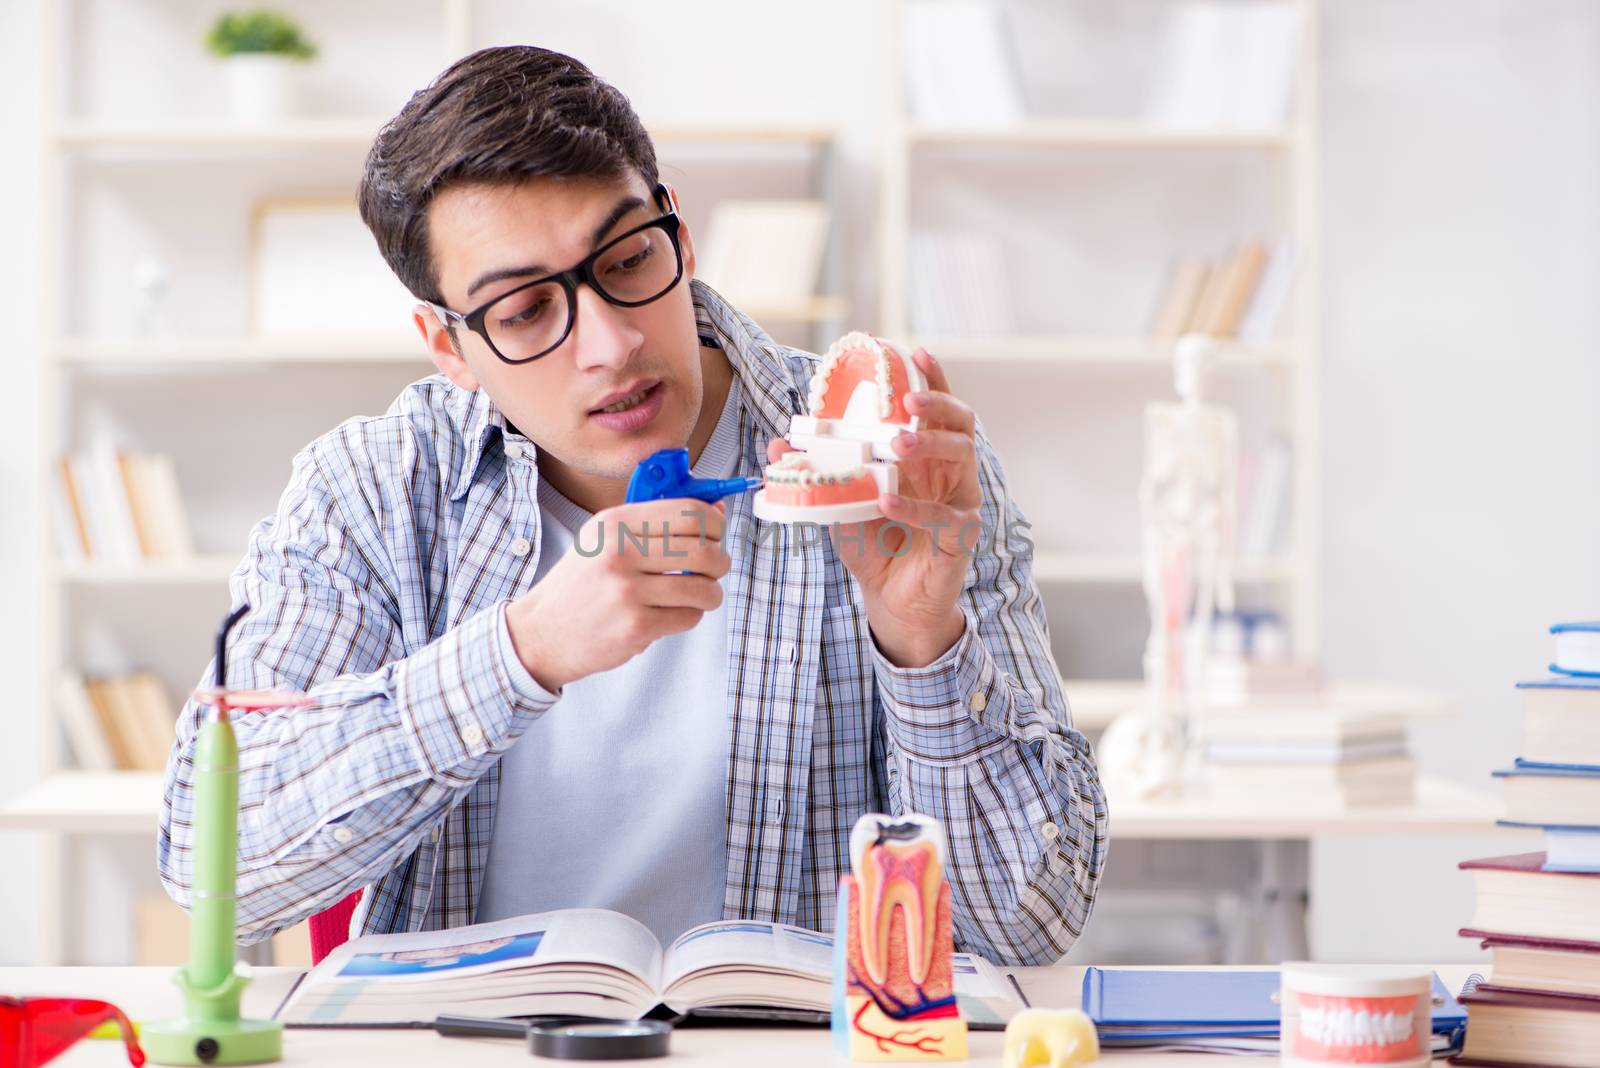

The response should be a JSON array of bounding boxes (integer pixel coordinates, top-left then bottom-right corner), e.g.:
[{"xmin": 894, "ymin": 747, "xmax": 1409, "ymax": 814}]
[{"xmin": 432, "ymin": 1014, "xmax": 530, "ymax": 1039}]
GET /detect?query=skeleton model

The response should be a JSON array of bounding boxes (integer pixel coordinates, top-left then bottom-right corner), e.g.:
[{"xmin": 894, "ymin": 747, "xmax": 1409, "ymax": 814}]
[{"xmin": 1099, "ymin": 334, "xmax": 1238, "ymax": 800}]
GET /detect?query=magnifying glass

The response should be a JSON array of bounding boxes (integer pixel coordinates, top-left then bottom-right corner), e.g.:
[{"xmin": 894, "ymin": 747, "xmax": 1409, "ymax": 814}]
[{"xmin": 434, "ymin": 1014, "xmax": 672, "ymax": 1060}]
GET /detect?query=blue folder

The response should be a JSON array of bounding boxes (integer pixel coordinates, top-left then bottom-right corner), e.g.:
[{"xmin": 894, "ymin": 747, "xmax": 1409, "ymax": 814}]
[{"xmin": 1081, "ymin": 968, "xmax": 1467, "ymax": 1043}]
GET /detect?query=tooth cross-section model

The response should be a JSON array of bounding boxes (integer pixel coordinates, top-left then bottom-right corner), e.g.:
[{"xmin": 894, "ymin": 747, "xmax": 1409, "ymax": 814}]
[
  {"xmin": 832, "ymin": 813, "xmax": 968, "ymax": 1061},
  {"xmin": 753, "ymin": 332, "xmax": 927, "ymax": 525}
]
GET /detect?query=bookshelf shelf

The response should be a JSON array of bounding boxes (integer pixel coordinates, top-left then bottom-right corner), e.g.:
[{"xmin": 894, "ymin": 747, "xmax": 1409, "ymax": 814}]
[
  {"xmin": 0, "ymin": 772, "xmax": 163, "ymax": 835},
  {"xmin": 57, "ymin": 335, "xmax": 424, "ymax": 367},
  {"xmin": 52, "ymin": 117, "xmax": 835, "ymax": 152},
  {"xmin": 736, "ymin": 295, "xmax": 849, "ymax": 323},
  {"xmin": 1031, "ymin": 553, "xmax": 1292, "ymax": 585},
  {"xmin": 908, "ymin": 119, "xmax": 1295, "ymax": 150},
  {"xmin": 918, "ymin": 335, "xmax": 1295, "ymax": 366},
  {"xmin": 55, "ymin": 557, "xmax": 237, "ymax": 586},
  {"xmin": 52, "ymin": 116, "xmax": 388, "ymax": 149}
]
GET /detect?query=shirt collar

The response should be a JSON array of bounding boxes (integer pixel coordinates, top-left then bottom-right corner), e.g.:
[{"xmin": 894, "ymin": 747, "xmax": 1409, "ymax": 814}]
[{"xmin": 447, "ymin": 278, "xmax": 804, "ymax": 503}]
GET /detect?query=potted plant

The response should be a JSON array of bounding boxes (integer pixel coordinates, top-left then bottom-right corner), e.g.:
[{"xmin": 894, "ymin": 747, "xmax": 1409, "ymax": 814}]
[{"xmin": 204, "ymin": 9, "xmax": 317, "ymax": 120}]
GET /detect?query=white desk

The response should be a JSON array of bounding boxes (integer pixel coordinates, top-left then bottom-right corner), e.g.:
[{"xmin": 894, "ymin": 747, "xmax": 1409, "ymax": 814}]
[
  {"xmin": 1106, "ymin": 775, "xmax": 1518, "ymax": 962},
  {"xmin": 1, "ymin": 964, "xmax": 1478, "ymax": 1066}
]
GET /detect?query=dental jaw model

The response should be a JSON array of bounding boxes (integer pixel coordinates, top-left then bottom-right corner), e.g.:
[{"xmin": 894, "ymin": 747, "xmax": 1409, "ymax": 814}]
[
  {"xmin": 754, "ymin": 332, "xmax": 926, "ymax": 524},
  {"xmin": 832, "ymin": 813, "xmax": 968, "ymax": 1062}
]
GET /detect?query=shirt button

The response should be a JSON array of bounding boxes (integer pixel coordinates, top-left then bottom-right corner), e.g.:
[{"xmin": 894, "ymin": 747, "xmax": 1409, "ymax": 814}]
[
  {"xmin": 461, "ymin": 723, "xmax": 485, "ymax": 747},
  {"xmin": 1040, "ymin": 821, "xmax": 1059, "ymax": 841},
  {"xmin": 509, "ymin": 537, "xmax": 532, "ymax": 558},
  {"xmin": 504, "ymin": 441, "xmax": 524, "ymax": 460},
  {"xmin": 332, "ymin": 826, "xmax": 354, "ymax": 844},
  {"xmin": 430, "ymin": 827, "xmax": 441, "ymax": 844},
  {"xmin": 969, "ymin": 691, "xmax": 988, "ymax": 713}
]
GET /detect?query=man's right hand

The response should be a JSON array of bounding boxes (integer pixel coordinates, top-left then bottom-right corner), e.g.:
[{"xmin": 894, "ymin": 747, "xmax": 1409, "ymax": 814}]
[{"xmin": 504, "ymin": 497, "xmax": 730, "ymax": 692}]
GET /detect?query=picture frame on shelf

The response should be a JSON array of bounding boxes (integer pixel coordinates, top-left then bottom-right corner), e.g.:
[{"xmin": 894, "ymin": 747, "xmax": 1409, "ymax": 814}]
[{"xmin": 248, "ymin": 197, "xmax": 415, "ymax": 339}]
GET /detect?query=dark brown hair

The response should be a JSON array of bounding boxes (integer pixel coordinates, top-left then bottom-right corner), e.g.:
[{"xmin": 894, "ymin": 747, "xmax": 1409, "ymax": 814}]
[{"xmin": 358, "ymin": 45, "xmax": 660, "ymax": 304}]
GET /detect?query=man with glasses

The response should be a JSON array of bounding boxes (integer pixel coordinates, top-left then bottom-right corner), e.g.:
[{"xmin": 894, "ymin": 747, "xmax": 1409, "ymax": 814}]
[{"xmin": 159, "ymin": 45, "xmax": 1106, "ymax": 966}]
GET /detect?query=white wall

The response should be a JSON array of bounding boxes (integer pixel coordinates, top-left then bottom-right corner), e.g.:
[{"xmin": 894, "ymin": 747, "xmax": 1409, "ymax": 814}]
[
  {"xmin": 1, "ymin": 0, "xmax": 1596, "ymax": 964},
  {"xmin": 1312, "ymin": 0, "xmax": 1600, "ymax": 961}
]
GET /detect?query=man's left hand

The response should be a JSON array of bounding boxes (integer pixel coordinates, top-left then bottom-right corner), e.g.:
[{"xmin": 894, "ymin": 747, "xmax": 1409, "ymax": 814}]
[{"xmin": 767, "ymin": 346, "xmax": 981, "ymax": 668}]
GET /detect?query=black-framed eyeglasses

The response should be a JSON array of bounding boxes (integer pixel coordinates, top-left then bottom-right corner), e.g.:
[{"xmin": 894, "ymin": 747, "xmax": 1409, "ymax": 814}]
[{"xmin": 429, "ymin": 184, "xmax": 685, "ymax": 365}]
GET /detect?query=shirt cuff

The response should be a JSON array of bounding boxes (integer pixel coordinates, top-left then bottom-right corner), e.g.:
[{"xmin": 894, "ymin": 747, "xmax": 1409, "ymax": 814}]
[
  {"xmin": 394, "ymin": 601, "xmax": 560, "ymax": 786},
  {"xmin": 495, "ymin": 600, "xmax": 563, "ymax": 706},
  {"xmin": 871, "ymin": 608, "xmax": 1007, "ymax": 760}
]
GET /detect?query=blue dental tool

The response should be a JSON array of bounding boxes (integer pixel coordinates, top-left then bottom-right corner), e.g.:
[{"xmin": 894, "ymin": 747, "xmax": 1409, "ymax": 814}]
[{"xmin": 625, "ymin": 447, "xmax": 761, "ymax": 505}]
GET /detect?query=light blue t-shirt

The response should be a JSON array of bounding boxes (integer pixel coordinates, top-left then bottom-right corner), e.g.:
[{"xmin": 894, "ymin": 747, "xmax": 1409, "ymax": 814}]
[{"xmin": 476, "ymin": 382, "xmax": 740, "ymax": 945}]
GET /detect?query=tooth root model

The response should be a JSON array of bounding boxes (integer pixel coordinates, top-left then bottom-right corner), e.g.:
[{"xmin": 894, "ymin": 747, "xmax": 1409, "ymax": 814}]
[
  {"xmin": 754, "ymin": 332, "xmax": 927, "ymax": 525},
  {"xmin": 833, "ymin": 813, "xmax": 968, "ymax": 1061}
]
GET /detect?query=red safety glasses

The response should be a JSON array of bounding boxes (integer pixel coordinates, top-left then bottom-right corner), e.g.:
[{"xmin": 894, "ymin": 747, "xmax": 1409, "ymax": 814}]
[{"xmin": 0, "ymin": 996, "xmax": 145, "ymax": 1068}]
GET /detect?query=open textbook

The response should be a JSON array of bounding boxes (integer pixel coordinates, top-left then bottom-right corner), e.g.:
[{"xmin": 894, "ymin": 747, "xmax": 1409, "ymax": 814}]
[{"xmin": 276, "ymin": 908, "xmax": 1026, "ymax": 1029}]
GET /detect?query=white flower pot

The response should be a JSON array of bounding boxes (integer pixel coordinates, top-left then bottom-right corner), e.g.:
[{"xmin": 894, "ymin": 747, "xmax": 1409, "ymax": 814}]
[{"xmin": 222, "ymin": 54, "xmax": 299, "ymax": 120}]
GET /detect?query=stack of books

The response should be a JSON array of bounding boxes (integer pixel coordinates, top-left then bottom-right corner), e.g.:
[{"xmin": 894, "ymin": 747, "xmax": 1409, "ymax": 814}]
[
  {"xmin": 1199, "ymin": 705, "xmax": 1415, "ymax": 808},
  {"xmin": 1457, "ymin": 621, "xmax": 1600, "ymax": 1067}
]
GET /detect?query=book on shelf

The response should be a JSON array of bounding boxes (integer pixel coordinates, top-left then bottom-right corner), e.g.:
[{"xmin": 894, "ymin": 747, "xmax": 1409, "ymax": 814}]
[
  {"xmin": 76, "ymin": 671, "xmax": 179, "ymax": 772},
  {"xmin": 1206, "ymin": 656, "xmax": 1322, "ymax": 705},
  {"xmin": 1142, "ymin": 2, "xmax": 1301, "ymax": 132},
  {"xmin": 53, "ymin": 671, "xmax": 118, "ymax": 772},
  {"xmin": 276, "ymin": 908, "xmax": 1024, "ymax": 1028},
  {"xmin": 1456, "ymin": 985, "xmax": 1600, "ymax": 1068},
  {"xmin": 1149, "ymin": 259, "xmax": 1212, "ymax": 339},
  {"xmin": 1198, "ymin": 705, "xmax": 1406, "ymax": 745},
  {"xmin": 1199, "ymin": 242, "xmax": 1268, "ymax": 337},
  {"xmin": 697, "ymin": 199, "xmax": 830, "ymax": 313},
  {"xmin": 1463, "ymin": 930, "xmax": 1600, "ymax": 999},
  {"xmin": 903, "ymin": 0, "xmax": 1023, "ymax": 125},
  {"xmin": 1236, "ymin": 434, "xmax": 1291, "ymax": 558},
  {"xmin": 1204, "ymin": 756, "xmax": 1416, "ymax": 808},
  {"xmin": 136, "ymin": 894, "xmax": 189, "ymax": 967},
  {"xmin": 1493, "ymin": 762, "xmax": 1600, "ymax": 831},
  {"xmin": 1551, "ymin": 621, "xmax": 1600, "ymax": 678},
  {"xmin": 1460, "ymin": 853, "xmax": 1600, "ymax": 944},
  {"xmin": 1235, "ymin": 236, "xmax": 1296, "ymax": 341},
  {"xmin": 1200, "ymin": 706, "xmax": 1413, "ymax": 806},
  {"xmin": 907, "ymin": 231, "xmax": 1015, "ymax": 336},
  {"xmin": 1516, "ymin": 675, "xmax": 1600, "ymax": 766},
  {"xmin": 55, "ymin": 448, "xmax": 195, "ymax": 565}
]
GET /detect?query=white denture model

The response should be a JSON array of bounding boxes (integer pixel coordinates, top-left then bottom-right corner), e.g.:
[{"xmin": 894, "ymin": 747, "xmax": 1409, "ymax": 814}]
[{"xmin": 752, "ymin": 331, "xmax": 926, "ymax": 525}]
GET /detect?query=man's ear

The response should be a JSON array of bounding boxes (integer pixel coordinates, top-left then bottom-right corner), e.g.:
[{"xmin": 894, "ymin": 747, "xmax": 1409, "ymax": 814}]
[
  {"xmin": 413, "ymin": 303, "xmax": 480, "ymax": 392},
  {"xmin": 662, "ymin": 182, "xmax": 695, "ymax": 279}
]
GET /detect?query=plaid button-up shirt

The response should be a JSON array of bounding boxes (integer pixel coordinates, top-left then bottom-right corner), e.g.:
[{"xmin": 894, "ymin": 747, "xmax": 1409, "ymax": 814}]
[{"xmin": 158, "ymin": 281, "xmax": 1108, "ymax": 965}]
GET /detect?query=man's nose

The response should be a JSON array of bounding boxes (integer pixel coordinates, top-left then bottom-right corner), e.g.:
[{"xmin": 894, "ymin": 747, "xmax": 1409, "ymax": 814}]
[{"xmin": 569, "ymin": 284, "xmax": 644, "ymax": 373}]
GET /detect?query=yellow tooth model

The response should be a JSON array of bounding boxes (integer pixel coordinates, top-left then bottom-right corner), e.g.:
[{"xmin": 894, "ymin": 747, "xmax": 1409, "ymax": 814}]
[
  {"xmin": 832, "ymin": 813, "xmax": 968, "ymax": 1061},
  {"xmin": 1002, "ymin": 1009, "xmax": 1100, "ymax": 1068}
]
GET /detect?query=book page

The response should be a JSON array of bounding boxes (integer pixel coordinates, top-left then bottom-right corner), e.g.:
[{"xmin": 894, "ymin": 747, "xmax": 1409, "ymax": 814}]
[
  {"xmin": 660, "ymin": 920, "xmax": 1024, "ymax": 1026},
  {"xmin": 664, "ymin": 920, "xmax": 833, "ymax": 986},
  {"xmin": 279, "ymin": 908, "xmax": 664, "ymax": 1025}
]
